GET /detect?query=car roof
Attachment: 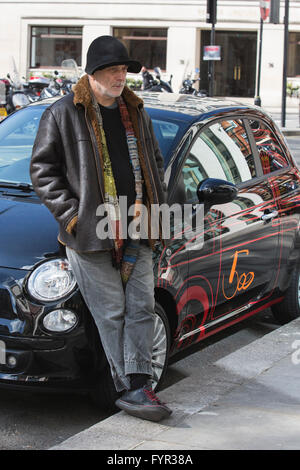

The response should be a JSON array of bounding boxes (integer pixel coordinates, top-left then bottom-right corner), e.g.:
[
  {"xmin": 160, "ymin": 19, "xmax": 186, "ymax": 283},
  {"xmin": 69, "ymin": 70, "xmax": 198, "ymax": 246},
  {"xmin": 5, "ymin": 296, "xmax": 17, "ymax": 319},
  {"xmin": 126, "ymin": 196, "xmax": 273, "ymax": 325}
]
[
  {"xmin": 139, "ymin": 92, "xmax": 251, "ymax": 119},
  {"xmin": 27, "ymin": 91, "xmax": 275, "ymax": 135},
  {"xmin": 28, "ymin": 92, "xmax": 258, "ymax": 117}
]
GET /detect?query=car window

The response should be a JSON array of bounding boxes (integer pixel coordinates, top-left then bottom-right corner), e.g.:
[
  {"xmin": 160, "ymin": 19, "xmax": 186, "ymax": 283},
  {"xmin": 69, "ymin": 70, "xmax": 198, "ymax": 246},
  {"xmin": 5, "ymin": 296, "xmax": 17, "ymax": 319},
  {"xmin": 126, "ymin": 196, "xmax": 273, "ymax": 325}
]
[
  {"xmin": 0, "ymin": 107, "xmax": 44, "ymax": 184},
  {"xmin": 0, "ymin": 108, "xmax": 182, "ymax": 185},
  {"xmin": 152, "ymin": 118, "xmax": 180, "ymax": 161},
  {"xmin": 178, "ymin": 119, "xmax": 255, "ymax": 203},
  {"xmin": 248, "ymin": 119, "xmax": 289, "ymax": 174}
]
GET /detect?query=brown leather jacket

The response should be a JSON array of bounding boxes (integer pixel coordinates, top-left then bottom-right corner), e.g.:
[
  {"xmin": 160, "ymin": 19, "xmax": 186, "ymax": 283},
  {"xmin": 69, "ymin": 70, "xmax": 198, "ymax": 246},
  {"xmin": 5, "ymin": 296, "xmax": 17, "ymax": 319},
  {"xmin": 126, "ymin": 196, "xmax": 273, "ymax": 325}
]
[{"xmin": 30, "ymin": 75, "xmax": 166, "ymax": 252}]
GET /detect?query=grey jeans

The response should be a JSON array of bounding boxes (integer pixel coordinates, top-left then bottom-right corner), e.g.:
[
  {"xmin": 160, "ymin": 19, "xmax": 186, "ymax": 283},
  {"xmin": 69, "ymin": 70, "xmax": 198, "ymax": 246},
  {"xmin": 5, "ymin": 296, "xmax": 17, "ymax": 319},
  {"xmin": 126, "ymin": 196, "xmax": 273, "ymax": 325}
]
[{"xmin": 66, "ymin": 245, "xmax": 155, "ymax": 392}]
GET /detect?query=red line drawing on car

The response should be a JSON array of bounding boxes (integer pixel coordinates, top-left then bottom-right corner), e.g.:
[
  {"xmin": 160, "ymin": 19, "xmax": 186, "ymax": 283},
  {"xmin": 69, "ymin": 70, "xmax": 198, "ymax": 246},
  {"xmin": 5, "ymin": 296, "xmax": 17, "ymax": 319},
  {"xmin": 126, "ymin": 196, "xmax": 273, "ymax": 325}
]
[{"xmin": 222, "ymin": 249, "xmax": 255, "ymax": 300}]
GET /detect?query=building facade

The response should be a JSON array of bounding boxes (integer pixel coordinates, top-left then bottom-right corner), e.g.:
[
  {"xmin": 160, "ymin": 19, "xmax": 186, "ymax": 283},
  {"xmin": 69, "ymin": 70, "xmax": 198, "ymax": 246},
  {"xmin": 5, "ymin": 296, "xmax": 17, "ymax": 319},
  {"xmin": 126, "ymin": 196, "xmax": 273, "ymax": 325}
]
[{"xmin": 1, "ymin": 0, "xmax": 300, "ymax": 106}]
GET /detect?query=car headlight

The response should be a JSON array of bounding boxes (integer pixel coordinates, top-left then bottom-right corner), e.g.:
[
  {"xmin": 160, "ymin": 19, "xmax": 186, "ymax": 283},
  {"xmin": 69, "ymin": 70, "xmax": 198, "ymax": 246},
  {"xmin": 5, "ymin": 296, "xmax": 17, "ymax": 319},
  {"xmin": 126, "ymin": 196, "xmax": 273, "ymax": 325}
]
[
  {"xmin": 42, "ymin": 309, "xmax": 78, "ymax": 332},
  {"xmin": 27, "ymin": 259, "xmax": 77, "ymax": 302}
]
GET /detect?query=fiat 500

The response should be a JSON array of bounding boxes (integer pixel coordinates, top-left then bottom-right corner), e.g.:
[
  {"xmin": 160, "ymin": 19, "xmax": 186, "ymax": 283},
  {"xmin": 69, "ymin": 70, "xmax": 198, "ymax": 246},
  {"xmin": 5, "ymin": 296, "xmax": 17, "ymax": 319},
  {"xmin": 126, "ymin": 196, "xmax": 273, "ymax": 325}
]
[{"xmin": 0, "ymin": 93, "xmax": 299, "ymax": 408}]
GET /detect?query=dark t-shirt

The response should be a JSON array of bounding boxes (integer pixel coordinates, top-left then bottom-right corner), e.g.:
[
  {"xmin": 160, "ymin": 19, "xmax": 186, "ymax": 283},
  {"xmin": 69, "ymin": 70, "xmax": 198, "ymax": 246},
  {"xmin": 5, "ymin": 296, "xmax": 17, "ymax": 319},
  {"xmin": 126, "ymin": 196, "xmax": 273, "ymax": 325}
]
[
  {"xmin": 99, "ymin": 103, "xmax": 136, "ymax": 216},
  {"xmin": 99, "ymin": 103, "xmax": 149, "ymax": 245}
]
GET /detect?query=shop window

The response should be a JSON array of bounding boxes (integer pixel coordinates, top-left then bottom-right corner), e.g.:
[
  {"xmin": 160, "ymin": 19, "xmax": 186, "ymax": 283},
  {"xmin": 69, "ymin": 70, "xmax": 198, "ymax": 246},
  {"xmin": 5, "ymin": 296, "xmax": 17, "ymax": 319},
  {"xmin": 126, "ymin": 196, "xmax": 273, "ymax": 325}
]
[
  {"xmin": 288, "ymin": 32, "xmax": 300, "ymax": 77},
  {"xmin": 200, "ymin": 30, "xmax": 257, "ymax": 98},
  {"xmin": 30, "ymin": 26, "xmax": 82, "ymax": 68},
  {"xmin": 113, "ymin": 28, "xmax": 167, "ymax": 70}
]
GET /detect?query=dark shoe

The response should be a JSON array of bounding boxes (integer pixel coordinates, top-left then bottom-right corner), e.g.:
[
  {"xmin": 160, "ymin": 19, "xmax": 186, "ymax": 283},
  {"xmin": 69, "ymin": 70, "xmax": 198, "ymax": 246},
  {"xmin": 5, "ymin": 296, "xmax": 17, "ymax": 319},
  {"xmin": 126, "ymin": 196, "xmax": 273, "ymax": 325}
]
[{"xmin": 115, "ymin": 384, "xmax": 172, "ymax": 422}]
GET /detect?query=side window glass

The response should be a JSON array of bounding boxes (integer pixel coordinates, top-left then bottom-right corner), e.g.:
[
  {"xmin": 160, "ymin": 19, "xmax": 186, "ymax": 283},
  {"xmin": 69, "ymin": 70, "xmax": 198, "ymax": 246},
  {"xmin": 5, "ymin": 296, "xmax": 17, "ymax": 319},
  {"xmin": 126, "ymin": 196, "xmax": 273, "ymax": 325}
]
[
  {"xmin": 152, "ymin": 119, "xmax": 180, "ymax": 161},
  {"xmin": 249, "ymin": 119, "xmax": 289, "ymax": 174},
  {"xmin": 178, "ymin": 119, "xmax": 256, "ymax": 203}
]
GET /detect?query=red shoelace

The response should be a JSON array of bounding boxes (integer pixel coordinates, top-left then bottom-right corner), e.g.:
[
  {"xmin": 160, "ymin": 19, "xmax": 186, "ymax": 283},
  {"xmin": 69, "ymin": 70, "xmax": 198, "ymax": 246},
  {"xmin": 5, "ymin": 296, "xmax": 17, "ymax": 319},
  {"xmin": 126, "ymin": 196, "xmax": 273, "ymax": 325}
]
[{"xmin": 144, "ymin": 387, "xmax": 165, "ymax": 405}]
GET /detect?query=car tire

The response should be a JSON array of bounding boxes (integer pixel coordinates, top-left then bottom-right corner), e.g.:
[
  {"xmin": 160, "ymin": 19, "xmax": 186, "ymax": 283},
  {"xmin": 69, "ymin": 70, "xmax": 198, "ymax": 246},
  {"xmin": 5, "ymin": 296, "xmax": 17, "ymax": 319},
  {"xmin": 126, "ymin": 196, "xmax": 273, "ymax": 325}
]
[
  {"xmin": 151, "ymin": 302, "xmax": 171, "ymax": 392},
  {"xmin": 90, "ymin": 301, "xmax": 171, "ymax": 409},
  {"xmin": 271, "ymin": 263, "xmax": 300, "ymax": 324},
  {"xmin": 89, "ymin": 364, "xmax": 120, "ymax": 412}
]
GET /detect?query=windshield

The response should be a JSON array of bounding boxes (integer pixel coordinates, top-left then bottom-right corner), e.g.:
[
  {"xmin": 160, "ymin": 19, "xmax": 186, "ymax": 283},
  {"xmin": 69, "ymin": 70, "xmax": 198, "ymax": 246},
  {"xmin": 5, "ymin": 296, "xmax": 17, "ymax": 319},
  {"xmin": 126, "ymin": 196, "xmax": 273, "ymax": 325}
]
[
  {"xmin": 0, "ymin": 106, "xmax": 45, "ymax": 184},
  {"xmin": 151, "ymin": 118, "xmax": 180, "ymax": 164},
  {"xmin": 0, "ymin": 104, "xmax": 186, "ymax": 186},
  {"xmin": 147, "ymin": 108, "xmax": 189, "ymax": 165}
]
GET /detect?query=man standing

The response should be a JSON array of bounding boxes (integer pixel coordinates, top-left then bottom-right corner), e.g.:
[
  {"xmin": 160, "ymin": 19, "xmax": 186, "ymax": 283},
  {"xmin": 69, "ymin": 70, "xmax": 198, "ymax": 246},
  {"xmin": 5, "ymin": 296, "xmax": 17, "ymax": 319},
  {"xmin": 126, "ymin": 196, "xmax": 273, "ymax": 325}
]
[{"xmin": 30, "ymin": 35, "xmax": 171, "ymax": 422}]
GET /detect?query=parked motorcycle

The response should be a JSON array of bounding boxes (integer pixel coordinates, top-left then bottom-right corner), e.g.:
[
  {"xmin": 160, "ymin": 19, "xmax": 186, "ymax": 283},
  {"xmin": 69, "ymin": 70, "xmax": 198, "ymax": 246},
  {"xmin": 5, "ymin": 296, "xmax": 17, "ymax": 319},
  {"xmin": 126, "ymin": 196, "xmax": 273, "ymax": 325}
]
[
  {"xmin": 6, "ymin": 73, "xmax": 31, "ymax": 113},
  {"xmin": 179, "ymin": 75, "xmax": 208, "ymax": 97},
  {"xmin": 60, "ymin": 59, "xmax": 80, "ymax": 92},
  {"xmin": 39, "ymin": 71, "xmax": 62, "ymax": 99},
  {"xmin": 0, "ymin": 80, "xmax": 7, "ymax": 121},
  {"xmin": 3, "ymin": 57, "xmax": 40, "ymax": 113},
  {"xmin": 26, "ymin": 76, "xmax": 50, "ymax": 100},
  {"xmin": 142, "ymin": 66, "xmax": 173, "ymax": 93},
  {"xmin": 40, "ymin": 59, "xmax": 80, "ymax": 99}
]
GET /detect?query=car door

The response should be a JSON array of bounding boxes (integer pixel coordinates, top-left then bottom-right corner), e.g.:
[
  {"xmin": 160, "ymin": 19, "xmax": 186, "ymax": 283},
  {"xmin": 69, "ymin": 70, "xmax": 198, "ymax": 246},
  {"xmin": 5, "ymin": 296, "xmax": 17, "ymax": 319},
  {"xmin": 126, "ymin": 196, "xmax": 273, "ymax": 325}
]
[
  {"xmin": 169, "ymin": 116, "xmax": 281, "ymax": 347},
  {"xmin": 247, "ymin": 117, "xmax": 300, "ymax": 292}
]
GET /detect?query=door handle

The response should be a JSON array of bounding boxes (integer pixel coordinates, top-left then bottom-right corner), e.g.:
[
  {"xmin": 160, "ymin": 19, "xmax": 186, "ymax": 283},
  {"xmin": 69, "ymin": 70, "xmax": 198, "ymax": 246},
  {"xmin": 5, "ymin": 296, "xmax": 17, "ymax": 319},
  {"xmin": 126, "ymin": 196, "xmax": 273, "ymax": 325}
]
[{"xmin": 261, "ymin": 210, "xmax": 278, "ymax": 222}]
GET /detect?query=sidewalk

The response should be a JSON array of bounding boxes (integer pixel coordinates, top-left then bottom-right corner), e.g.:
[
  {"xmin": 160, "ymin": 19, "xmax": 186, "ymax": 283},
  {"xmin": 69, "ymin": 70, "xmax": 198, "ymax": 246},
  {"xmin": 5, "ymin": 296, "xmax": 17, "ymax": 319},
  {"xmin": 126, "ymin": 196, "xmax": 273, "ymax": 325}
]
[
  {"xmin": 51, "ymin": 317, "xmax": 300, "ymax": 451},
  {"xmin": 226, "ymin": 96, "xmax": 300, "ymax": 135},
  {"xmin": 261, "ymin": 106, "xmax": 299, "ymax": 136}
]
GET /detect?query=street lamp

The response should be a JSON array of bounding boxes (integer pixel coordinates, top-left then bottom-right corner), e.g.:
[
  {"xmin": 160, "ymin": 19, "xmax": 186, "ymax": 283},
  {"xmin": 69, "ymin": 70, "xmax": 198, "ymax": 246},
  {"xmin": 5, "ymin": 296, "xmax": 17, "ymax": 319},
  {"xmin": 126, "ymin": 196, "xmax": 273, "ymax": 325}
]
[
  {"xmin": 206, "ymin": 0, "xmax": 217, "ymax": 97},
  {"xmin": 281, "ymin": 0, "xmax": 289, "ymax": 128},
  {"xmin": 254, "ymin": 1, "xmax": 271, "ymax": 106},
  {"xmin": 254, "ymin": 17, "xmax": 264, "ymax": 107}
]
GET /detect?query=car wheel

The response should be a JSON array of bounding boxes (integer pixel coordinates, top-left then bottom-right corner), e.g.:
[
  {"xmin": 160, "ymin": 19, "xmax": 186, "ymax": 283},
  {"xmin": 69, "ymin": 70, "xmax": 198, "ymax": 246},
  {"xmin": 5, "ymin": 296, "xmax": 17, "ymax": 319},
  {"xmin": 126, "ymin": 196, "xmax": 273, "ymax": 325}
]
[
  {"xmin": 89, "ymin": 364, "xmax": 120, "ymax": 411},
  {"xmin": 151, "ymin": 302, "xmax": 171, "ymax": 391},
  {"xmin": 90, "ymin": 301, "xmax": 170, "ymax": 409},
  {"xmin": 271, "ymin": 263, "xmax": 300, "ymax": 324}
]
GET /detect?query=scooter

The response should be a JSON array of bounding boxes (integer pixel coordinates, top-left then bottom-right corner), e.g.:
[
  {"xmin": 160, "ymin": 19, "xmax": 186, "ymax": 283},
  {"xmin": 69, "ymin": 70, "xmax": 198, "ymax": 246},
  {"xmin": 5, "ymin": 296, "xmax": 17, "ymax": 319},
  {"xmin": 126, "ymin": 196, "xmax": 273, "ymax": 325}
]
[
  {"xmin": 6, "ymin": 73, "xmax": 30, "ymax": 113},
  {"xmin": 0, "ymin": 80, "xmax": 7, "ymax": 121},
  {"xmin": 179, "ymin": 75, "xmax": 207, "ymax": 97},
  {"xmin": 5, "ymin": 57, "xmax": 32, "ymax": 113},
  {"xmin": 40, "ymin": 59, "xmax": 80, "ymax": 99},
  {"xmin": 60, "ymin": 59, "xmax": 80, "ymax": 93},
  {"xmin": 142, "ymin": 66, "xmax": 173, "ymax": 93},
  {"xmin": 39, "ymin": 71, "xmax": 62, "ymax": 100},
  {"xmin": 26, "ymin": 76, "xmax": 50, "ymax": 100}
]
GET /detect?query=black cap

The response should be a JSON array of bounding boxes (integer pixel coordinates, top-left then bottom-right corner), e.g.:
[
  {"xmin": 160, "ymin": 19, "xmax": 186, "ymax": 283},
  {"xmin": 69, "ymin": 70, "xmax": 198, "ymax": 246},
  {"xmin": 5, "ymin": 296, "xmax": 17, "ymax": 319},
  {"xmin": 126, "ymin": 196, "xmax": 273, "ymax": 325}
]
[{"xmin": 85, "ymin": 35, "xmax": 142, "ymax": 75}]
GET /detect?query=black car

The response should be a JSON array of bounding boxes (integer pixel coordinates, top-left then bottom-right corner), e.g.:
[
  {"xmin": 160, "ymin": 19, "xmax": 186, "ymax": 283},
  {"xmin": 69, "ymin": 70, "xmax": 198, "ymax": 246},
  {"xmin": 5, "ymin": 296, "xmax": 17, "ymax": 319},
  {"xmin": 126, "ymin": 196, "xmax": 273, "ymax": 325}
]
[{"xmin": 0, "ymin": 93, "xmax": 299, "ymax": 408}]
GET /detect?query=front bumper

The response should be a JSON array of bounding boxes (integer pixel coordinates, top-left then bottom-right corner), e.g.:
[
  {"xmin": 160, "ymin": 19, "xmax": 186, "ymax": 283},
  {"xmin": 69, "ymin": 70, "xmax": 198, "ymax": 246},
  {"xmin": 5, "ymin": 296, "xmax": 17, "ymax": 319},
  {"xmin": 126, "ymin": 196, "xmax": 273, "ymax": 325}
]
[
  {"xmin": 0, "ymin": 330, "xmax": 94, "ymax": 393},
  {"xmin": 0, "ymin": 266, "xmax": 103, "ymax": 393}
]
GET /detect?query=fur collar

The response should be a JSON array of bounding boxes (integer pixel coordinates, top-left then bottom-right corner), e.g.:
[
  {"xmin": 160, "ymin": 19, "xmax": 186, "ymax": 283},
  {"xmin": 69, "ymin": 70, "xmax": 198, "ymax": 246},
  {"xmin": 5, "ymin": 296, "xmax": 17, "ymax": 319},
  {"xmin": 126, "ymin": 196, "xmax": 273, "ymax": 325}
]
[{"xmin": 73, "ymin": 74, "xmax": 143, "ymax": 109}]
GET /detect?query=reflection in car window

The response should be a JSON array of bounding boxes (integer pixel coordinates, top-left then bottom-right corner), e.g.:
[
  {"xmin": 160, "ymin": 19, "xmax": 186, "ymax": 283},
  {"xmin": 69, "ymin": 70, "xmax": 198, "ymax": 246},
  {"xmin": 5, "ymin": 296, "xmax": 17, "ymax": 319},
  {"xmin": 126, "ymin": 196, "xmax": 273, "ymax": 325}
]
[
  {"xmin": 0, "ymin": 107, "xmax": 44, "ymax": 184},
  {"xmin": 152, "ymin": 119, "xmax": 180, "ymax": 161},
  {"xmin": 249, "ymin": 119, "xmax": 288, "ymax": 174},
  {"xmin": 182, "ymin": 154, "xmax": 208, "ymax": 203},
  {"xmin": 179, "ymin": 119, "xmax": 255, "ymax": 203}
]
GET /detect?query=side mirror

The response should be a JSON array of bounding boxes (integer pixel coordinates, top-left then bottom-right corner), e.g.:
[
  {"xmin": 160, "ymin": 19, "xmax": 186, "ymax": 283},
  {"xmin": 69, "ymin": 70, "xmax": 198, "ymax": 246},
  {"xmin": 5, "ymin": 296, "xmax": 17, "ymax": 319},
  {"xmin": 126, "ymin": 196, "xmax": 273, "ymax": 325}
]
[{"xmin": 197, "ymin": 178, "xmax": 238, "ymax": 209}]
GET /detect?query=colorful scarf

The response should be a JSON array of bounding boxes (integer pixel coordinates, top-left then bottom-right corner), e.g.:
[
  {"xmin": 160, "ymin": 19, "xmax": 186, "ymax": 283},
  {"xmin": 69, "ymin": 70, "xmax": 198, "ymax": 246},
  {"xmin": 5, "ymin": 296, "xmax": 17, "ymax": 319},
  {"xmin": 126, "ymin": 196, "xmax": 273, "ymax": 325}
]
[{"xmin": 91, "ymin": 93, "xmax": 144, "ymax": 287}]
